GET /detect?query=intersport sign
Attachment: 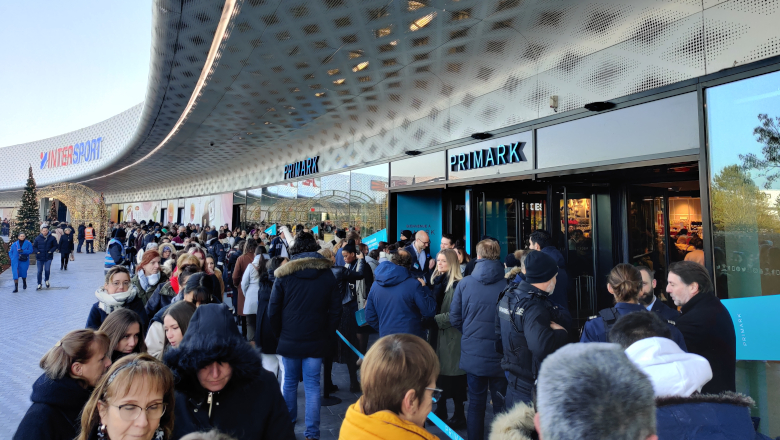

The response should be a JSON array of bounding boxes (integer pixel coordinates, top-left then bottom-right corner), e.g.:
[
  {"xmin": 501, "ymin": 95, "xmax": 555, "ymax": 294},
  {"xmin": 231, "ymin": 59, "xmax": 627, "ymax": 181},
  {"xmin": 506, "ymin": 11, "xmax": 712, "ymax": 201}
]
[{"xmin": 40, "ymin": 137, "xmax": 103, "ymax": 169}]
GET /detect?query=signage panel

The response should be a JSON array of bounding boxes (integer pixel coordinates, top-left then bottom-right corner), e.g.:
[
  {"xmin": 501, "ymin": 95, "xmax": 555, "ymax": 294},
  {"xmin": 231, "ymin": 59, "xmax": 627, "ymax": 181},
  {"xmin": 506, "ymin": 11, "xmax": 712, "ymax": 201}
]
[
  {"xmin": 363, "ymin": 229, "xmax": 388, "ymax": 251},
  {"xmin": 284, "ymin": 156, "xmax": 320, "ymax": 179},
  {"xmin": 40, "ymin": 137, "xmax": 103, "ymax": 169},
  {"xmin": 396, "ymin": 190, "xmax": 442, "ymax": 258},
  {"xmin": 722, "ymin": 295, "xmax": 780, "ymax": 361},
  {"xmin": 447, "ymin": 132, "xmax": 533, "ymax": 180}
]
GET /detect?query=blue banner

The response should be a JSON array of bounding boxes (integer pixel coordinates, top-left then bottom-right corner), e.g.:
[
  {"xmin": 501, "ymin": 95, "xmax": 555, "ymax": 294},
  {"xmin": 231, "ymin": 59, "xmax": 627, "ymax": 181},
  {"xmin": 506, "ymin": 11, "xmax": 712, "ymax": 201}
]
[
  {"xmin": 397, "ymin": 190, "xmax": 442, "ymax": 257},
  {"xmin": 312, "ymin": 225, "xmax": 319, "ymax": 235},
  {"xmin": 264, "ymin": 224, "xmax": 277, "ymax": 235},
  {"xmin": 722, "ymin": 295, "xmax": 780, "ymax": 361},
  {"xmin": 362, "ymin": 229, "xmax": 387, "ymax": 251}
]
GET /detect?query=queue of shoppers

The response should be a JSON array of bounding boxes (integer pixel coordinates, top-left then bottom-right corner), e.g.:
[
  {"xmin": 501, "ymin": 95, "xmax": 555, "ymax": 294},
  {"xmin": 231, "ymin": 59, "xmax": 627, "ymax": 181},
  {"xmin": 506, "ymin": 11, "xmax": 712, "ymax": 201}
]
[{"xmin": 9, "ymin": 219, "xmax": 762, "ymax": 440}]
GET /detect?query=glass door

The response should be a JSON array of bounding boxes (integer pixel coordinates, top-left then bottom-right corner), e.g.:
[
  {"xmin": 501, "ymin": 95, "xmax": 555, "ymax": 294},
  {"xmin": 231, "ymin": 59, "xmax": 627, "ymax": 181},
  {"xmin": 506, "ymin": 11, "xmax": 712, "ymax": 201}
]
[{"xmin": 479, "ymin": 194, "xmax": 518, "ymax": 262}]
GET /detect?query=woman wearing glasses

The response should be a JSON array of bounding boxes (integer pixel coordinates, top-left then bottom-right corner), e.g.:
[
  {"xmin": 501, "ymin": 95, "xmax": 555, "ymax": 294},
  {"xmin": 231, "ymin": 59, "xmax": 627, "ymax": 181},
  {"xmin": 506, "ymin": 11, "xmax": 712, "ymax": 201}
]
[
  {"xmin": 86, "ymin": 266, "xmax": 148, "ymax": 331},
  {"xmin": 77, "ymin": 353, "xmax": 175, "ymax": 440},
  {"xmin": 339, "ymin": 333, "xmax": 442, "ymax": 440}
]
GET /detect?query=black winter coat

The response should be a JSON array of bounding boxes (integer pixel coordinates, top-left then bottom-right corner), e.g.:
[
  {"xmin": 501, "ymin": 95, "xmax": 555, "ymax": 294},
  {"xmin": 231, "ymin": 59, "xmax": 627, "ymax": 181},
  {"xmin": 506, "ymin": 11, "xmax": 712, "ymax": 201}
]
[
  {"xmin": 77, "ymin": 224, "xmax": 86, "ymax": 240},
  {"xmin": 255, "ymin": 269, "xmax": 279, "ymax": 354},
  {"xmin": 144, "ymin": 282, "xmax": 177, "ymax": 327},
  {"xmin": 676, "ymin": 292, "xmax": 736, "ymax": 394},
  {"xmin": 13, "ymin": 374, "xmax": 92, "ymax": 440},
  {"xmin": 268, "ymin": 252, "xmax": 342, "ymax": 359},
  {"xmin": 58, "ymin": 232, "xmax": 74, "ymax": 254},
  {"xmin": 496, "ymin": 281, "xmax": 570, "ymax": 385},
  {"xmin": 165, "ymin": 304, "xmax": 295, "ymax": 440}
]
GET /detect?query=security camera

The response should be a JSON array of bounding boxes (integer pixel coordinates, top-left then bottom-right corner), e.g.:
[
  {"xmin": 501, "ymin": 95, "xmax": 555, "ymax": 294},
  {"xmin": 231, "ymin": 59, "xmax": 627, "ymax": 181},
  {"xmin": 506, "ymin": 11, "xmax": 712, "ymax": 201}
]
[{"xmin": 210, "ymin": 142, "xmax": 215, "ymax": 147}]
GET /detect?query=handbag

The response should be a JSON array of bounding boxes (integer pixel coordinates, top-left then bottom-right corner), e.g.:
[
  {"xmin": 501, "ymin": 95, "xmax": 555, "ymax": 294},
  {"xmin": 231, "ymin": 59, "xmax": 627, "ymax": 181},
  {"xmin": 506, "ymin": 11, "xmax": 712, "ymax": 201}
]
[
  {"xmin": 69, "ymin": 253, "xmax": 75, "ymax": 261},
  {"xmin": 18, "ymin": 254, "xmax": 28, "ymax": 262}
]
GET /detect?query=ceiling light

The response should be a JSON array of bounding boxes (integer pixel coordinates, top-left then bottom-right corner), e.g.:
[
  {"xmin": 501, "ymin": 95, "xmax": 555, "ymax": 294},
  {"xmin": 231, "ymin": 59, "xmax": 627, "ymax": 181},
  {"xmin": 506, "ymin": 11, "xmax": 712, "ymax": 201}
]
[
  {"xmin": 408, "ymin": 1, "xmax": 426, "ymax": 11},
  {"xmin": 352, "ymin": 61, "xmax": 369, "ymax": 72},
  {"xmin": 390, "ymin": 40, "xmax": 398, "ymax": 46},
  {"xmin": 327, "ymin": 68, "xmax": 340, "ymax": 75},
  {"xmin": 315, "ymin": 92, "xmax": 325, "ymax": 97},
  {"xmin": 348, "ymin": 51, "xmax": 362, "ymax": 59},
  {"xmin": 410, "ymin": 12, "xmax": 435, "ymax": 31},
  {"xmin": 333, "ymin": 78, "xmax": 345, "ymax": 84},
  {"xmin": 375, "ymin": 26, "xmax": 392, "ymax": 38},
  {"xmin": 264, "ymin": 121, "xmax": 272, "ymax": 125}
]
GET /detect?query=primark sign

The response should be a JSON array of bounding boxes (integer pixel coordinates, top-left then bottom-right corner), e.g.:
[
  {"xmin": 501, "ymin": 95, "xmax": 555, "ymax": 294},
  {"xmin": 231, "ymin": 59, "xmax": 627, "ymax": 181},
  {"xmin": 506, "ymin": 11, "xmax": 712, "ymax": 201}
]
[
  {"xmin": 449, "ymin": 140, "xmax": 527, "ymax": 172},
  {"xmin": 284, "ymin": 156, "xmax": 320, "ymax": 179}
]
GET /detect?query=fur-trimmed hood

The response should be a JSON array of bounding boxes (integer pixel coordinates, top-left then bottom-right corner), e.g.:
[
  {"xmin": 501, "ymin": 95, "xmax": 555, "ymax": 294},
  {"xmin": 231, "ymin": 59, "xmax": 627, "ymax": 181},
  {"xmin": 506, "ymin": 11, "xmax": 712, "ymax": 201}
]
[
  {"xmin": 164, "ymin": 303, "xmax": 263, "ymax": 398},
  {"xmin": 274, "ymin": 252, "xmax": 332, "ymax": 279},
  {"xmin": 656, "ymin": 391, "xmax": 754, "ymax": 408},
  {"xmin": 489, "ymin": 402, "xmax": 537, "ymax": 440},
  {"xmin": 655, "ymin": 391, "xmax": 771, "ymax": 440},
  {"xmin": 505, "ymin": 266, "xmax": 524, "ymax": 280}
]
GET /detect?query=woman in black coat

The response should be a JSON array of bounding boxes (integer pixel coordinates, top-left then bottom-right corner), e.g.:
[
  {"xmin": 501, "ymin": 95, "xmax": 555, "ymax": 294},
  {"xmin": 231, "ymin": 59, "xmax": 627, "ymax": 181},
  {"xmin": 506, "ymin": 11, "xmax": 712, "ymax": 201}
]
[
  {"xmin": 14, "ymin": 329, "xmax": 112, "ymax": 440},
  {"xmin": 58, "ymin": 226, "xmax": 75, "ymax": 270}
]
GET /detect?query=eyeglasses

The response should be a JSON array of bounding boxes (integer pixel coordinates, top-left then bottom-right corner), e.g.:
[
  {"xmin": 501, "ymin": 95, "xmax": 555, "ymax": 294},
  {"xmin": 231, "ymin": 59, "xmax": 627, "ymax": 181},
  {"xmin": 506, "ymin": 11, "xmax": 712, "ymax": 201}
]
[
  {"xmin": 418, "ymin": 238, "xmax": 430, "ymax": 246},
  {"xmin": 110, "ymin": 281, "xmax": 132, "ymax": 288},
  {"xmin": 106, "ymin": 402, "xmax": 167, "ymax": 421},
  {"xmin": 426, "ymin": 387, "xmax": 443, "ymax": 402}
]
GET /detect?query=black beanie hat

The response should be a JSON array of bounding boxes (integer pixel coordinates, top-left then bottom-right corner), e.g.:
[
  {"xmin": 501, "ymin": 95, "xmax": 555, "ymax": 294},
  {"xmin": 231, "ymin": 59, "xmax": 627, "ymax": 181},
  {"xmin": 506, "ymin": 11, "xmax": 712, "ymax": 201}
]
[
  {"xmin": 524, "ymin": 251, "xmax": 559, "ymax": 284},
  {"xmin": 505, "ymin": 253, "xmax": 520, "ymax": 268},
  {"xmin": 401, "ymin": 230, "xmax": 413, "ymax": 240}
]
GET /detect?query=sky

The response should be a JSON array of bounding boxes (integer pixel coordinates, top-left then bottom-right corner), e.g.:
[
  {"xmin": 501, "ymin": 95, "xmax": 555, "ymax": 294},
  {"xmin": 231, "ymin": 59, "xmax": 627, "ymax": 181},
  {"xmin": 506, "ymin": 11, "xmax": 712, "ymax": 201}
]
[{"xmin": 0, "ymin": 1, "xmax": 151, "ymax": 148}]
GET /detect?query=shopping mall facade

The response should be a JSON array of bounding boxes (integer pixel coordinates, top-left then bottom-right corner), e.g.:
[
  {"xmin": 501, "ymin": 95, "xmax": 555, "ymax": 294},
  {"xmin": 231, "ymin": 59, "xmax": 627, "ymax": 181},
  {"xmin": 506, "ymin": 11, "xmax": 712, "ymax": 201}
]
[{"xmin": 2, "ymin": 0, "xmax": 780, "ymax": 432}]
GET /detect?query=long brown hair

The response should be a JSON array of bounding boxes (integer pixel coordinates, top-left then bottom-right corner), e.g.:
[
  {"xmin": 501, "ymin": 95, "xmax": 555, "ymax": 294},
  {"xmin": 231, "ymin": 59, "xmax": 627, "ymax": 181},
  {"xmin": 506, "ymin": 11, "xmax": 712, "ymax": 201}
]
[
  {"xmin": 77, "ymin": 353, "xmax": 175, "ymax": 440},
  {"xmin": 608, "ymin": 263, "xmax": 643, "ymax": 303},
  {"xmin": 98, "ymin": 308, "xmax": 147, "ymax": 355},
  {"xmin": 162, "ymin": 301, "xmax": 196, "ymax": 352},
  {"xmin": 360, "ymin": 334, "xmax": 439, "ymax": 416},
  {"xmin": 40, "ymin": 329, "xmax": 110, "ymax": 383}
]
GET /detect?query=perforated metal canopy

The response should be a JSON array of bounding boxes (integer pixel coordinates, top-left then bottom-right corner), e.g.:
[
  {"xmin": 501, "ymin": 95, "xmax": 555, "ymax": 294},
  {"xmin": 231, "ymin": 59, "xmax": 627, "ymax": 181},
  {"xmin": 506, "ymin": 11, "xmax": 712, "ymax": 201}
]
[{"xmin": 3, "ymin": 0, "xmax": 780, "ymax": 205}]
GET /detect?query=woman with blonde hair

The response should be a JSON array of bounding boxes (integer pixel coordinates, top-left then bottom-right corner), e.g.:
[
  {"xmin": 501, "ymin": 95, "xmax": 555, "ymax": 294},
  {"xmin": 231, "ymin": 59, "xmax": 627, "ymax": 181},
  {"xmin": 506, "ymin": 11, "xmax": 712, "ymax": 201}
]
[
  {"xmin": 339, "ymin": 334, "xmax": 441, "ymax": 439},
  {"xmin": 14, "ymin": 329, "xmax": 112, "ymax": 440},
  {"xmin": 77, "ymin": 353, "xmax": 175, "ymax": 440},
  {"xmin": 429, "ymin": 248, "xmax": 466, "ymax": 427},
  {"xmin": 86, "ymin": 266, "xmax": 147, "ymax": 330}
]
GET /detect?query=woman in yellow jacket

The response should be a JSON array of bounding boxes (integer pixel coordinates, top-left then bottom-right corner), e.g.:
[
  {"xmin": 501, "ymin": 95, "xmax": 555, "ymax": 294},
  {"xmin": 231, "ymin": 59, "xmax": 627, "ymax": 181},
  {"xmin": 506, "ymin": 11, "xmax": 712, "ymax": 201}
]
[{"xmin": 339, "ymin": 333, "xmax": 441, "ymax": 440}]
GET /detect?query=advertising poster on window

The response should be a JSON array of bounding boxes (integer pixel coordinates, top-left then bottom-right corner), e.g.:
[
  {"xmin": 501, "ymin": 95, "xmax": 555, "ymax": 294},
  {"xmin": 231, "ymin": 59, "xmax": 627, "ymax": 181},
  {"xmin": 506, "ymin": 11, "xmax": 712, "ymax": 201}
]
[
  {"xmin": 184, "ymin": 193, "xmax": 234, "ymax": 229},
  {"xmin": 123, "ymin": 201, "xmax": 161, "ymax": 224},
  {"xmin": 722, "ymin": 295, "xmax": 780, "ymax": 361},
  {"xmin": 162, "ymin": 200, "xmax": 177, "ymax": 224}
]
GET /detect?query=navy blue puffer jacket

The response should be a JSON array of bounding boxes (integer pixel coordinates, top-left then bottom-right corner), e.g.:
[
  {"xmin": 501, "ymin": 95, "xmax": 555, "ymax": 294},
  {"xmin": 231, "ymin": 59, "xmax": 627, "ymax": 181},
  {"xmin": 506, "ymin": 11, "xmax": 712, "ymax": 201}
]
[
  {"xmin": 656, "ymin": 392, "xmax": 772, "ymax": 440},
  {"xmin": 13, "ymin": 374, "xmax": 93, "ymax": 440},
  {"xmin": 450, "ymin": 258, "xmax": 506, "ymax": 377},
  {"xmin": 365, "ymin": 261, "xmax": 436, "ymax": 338}
]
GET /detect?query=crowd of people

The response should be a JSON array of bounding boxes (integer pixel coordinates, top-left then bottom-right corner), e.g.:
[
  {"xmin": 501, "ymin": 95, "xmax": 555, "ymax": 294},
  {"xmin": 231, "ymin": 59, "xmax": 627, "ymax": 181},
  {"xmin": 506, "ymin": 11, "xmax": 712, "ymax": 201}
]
[{"xmin": 7, "ymin": 218, "xmax": 771, "ymax": 439}]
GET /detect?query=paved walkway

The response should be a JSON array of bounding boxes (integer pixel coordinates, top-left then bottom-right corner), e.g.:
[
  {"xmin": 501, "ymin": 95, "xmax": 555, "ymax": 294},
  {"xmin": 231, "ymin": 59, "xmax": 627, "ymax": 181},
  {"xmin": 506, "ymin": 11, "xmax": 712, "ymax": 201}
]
[{"xmin": 0, "ymin": 249, "xmax": 477, "ymax": 440}]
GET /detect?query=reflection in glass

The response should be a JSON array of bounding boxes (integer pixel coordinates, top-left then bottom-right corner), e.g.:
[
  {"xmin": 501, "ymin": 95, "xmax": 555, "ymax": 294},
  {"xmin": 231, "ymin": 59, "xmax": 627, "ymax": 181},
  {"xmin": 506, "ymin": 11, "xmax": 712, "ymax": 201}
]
[
  {"xmin": 350, "ymin": 164, "xmax": 389, "ymax": 237},
  {"xmin": 391, "ymin": 152, "xmax": 446, "ymax": 187},
  {"xmin": 707, "ymin": 70, "xmax": 780, "ymax": 436}
]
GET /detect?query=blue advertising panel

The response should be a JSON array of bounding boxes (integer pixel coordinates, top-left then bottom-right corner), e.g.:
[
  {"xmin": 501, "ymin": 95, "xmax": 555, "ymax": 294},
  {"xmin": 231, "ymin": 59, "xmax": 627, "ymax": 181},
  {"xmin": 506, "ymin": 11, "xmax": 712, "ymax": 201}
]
[
  {"xmin": 396, "ymin": 190, "xmax": 443, "ymax": 257},
  {"xmin": 312, "ymin": 225, "xmax": 319, "ymax": 235},
  {"xmin": 363, "ymin": 229, "xmax": 387, "ymax": 251},
  {"xmin": 264, "ymin": 224, "xmax": 277, "ymax": 235},
  {"xmin": 722, "ymin": 295, "xmax": 780, "ymax": 361}
]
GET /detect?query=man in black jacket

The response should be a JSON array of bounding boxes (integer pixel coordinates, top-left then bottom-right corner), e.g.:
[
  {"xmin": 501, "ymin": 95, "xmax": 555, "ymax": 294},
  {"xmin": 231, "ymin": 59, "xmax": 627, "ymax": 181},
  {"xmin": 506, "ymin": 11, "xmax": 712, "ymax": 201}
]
[
  {"xmin": 32, "ymin": 224, "xmax": 58, "ymax": 290},
  {"xmin": 496, "ymin": 250, "xmax": 570, "ymax": 409},
  {"xmin": 165, "ymin": 304, "xmax": 294, "ymax": 440},
  {"xmin": 667, "ymin": 261, "xmax": 736, "ymax": 394},
  {"xmin": 637, "ymin": 265, "xmax": 680, "ymax": 321},
  {"xmin": 77, "ymin": 223, "xmax": 85, "ymax": 253},
  {"xmin": 268, "ymin": 231, "xmax": 341, "ymax": 440}
]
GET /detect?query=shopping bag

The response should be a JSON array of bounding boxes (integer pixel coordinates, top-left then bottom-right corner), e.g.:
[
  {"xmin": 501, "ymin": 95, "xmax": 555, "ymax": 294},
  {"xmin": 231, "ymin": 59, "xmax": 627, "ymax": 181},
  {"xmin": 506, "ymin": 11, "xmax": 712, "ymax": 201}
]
[
  {"xmin": 355, "ymin": 308, "xmax": 368, "ymax": 327},
  {"xmin": 69, "ymin": 253, "xmax": 75, "ymax": 261}
]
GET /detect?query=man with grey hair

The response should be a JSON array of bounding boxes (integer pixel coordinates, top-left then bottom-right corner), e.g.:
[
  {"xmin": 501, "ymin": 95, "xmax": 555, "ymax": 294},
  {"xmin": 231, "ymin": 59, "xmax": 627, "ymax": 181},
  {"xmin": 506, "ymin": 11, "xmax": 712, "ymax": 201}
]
[{"xmin": 535, "ymin": 343, "xmax": 658, "ymax": 440}]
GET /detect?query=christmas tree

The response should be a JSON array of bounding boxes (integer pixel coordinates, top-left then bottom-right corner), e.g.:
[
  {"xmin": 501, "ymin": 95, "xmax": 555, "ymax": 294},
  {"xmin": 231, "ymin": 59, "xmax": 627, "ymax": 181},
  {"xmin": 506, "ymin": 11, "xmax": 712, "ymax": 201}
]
[
  {"xmin": 0, "ymin": 236, "xmax": 10, "ymax": 275},
  {"xmin": 12, "ymin": 166, "xmax": 41, "ymax": 241}
]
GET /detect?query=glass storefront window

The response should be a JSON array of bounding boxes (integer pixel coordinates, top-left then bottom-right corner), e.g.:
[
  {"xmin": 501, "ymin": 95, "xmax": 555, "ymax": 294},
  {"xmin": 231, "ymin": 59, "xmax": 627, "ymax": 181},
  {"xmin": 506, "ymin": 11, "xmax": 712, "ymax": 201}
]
[
  {"xmin": 390, "ymin": 151, "xmax": 446, "ymax": 187},
  {"xmin": 707, "ymin": 69, "xmax": 780, "ymax": 436},
  {"xmin": 350, "ymin": 164, "xmax": 389, "ymax": 237}
]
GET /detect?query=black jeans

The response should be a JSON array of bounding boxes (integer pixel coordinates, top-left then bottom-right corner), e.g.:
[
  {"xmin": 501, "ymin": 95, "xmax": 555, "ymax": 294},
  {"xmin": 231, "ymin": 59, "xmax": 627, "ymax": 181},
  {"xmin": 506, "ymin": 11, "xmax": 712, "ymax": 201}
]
[{"xmin": 86, "ymin": 240, "xmax": 94, "ymax": 253}]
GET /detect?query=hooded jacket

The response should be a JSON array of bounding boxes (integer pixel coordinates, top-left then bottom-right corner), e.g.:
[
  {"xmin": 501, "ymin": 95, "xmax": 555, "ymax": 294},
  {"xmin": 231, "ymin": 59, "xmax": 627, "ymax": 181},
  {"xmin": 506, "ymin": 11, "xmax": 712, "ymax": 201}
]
[
  {"xmin": 13, "ymin": 373, "xmax": 93, "ymax": 440},
  {"xmin": 625, "ymin": 337, "xmax": 711, "ymax": 397},
  {"xmin": 254, "ymin": 267, "xmax": 279, "ymax": 354},
  {"xmin": 132, "ymin": 271, "xmax": 168, "ymax": 306},
  {"xmin": 450, "ymin": 259, "xmax": 506, "ymax": 377},
  {"xmin": 365, "ymin": 261, "xmax": 436, "ymax": 339},
  {"xmin": 144, "ymin": 281, "xmax": 177, "ymax": 327},
  {"xmin": 268, "ymin": 252, "xmax": 342, "ymax": 359},
  {"xmin": 339, "ymin": 398, "xmax": 440, "ymax": 440},
  {"xmin": 164, "ymin": 304, "xmax": 295, "ymax": 440},
  {"xmin": 656, "ymin": 393, "xmax": 771, "ymax": 440},
  {"xmin": 488, "ymin": 402, "xmax": 536, "ymax": 440},
  {"xmin": 57, "ymin": 231, "xmax": 74, "ymax": 254}
]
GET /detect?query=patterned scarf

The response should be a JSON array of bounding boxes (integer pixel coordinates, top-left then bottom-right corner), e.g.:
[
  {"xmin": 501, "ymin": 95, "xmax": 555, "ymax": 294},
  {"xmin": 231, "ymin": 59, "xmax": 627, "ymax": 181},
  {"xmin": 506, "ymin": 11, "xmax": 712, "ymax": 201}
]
[{"xmin": 95, "ymin": 286, "xmax": 139, "ymax": 315}]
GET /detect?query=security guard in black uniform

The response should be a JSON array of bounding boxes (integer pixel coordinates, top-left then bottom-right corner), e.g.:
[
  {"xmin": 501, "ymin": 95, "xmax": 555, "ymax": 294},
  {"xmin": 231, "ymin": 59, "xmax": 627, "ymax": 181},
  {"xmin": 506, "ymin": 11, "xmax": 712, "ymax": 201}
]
[
  {"xmin": 496, "ymin": 251, "xmax": 571, "ymax": 409},
  {"xmin": 580, "ymin": 263, "xmax": 688, "ymax": 351}
]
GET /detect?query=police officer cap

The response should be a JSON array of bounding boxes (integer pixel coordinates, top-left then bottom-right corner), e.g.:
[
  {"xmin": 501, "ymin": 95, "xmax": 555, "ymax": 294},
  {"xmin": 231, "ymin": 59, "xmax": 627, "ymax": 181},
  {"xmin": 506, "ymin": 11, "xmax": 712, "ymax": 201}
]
[{"xmin": 523, "ymin": 251, "xmax": 558, "ymax": 284}]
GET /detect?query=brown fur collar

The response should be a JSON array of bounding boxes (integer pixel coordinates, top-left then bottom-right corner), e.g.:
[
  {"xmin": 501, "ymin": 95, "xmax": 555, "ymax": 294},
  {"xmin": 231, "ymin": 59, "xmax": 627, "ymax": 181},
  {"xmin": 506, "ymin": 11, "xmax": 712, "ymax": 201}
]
[
  {"xmin": 274, "ymin": 257, "xmax": 332, "ymax": 278},
  {"xmin": 505, "ymin": 266, "xmax": 524, "ymax": 280},
  {"xmin": 656, "ymin": 391, "xmax": 755, "ymax": 408}
]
